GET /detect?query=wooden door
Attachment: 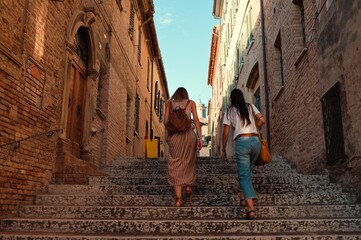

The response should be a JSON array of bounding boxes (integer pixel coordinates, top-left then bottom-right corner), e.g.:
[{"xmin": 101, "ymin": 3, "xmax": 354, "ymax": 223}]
[{"xmin": 66, "ymin": 61, "xmax": 86, "ymax": 158}]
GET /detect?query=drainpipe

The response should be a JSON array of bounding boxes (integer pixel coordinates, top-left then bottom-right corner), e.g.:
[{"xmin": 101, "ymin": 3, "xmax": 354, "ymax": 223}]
[
  {"xmin": 260, "ymin": 0, "xmax": 271, "ymax": 149},
  {"xmin": 150, "ymin": 59, "xmax": 154, "ymax": 140}
]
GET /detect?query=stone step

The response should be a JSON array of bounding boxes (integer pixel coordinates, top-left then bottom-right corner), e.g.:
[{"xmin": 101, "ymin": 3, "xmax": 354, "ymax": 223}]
[
  {"xmin": 1, "ymin": 218, "xmax": 360, "ymax": 235},
  {"xmin": 1, "ymin": 233, "xmax": 361, "ymax": 240},
  {"xmin": 18, "ymin": 204, "xmax": 361, "ymax": 219},
  {"xmin": 108, "ymin": 156, "xmax": 289, "ymax": 165},
  {"xmin": 102, "ymin": 165, "xmax": 297, "ymax": 176},
  {"xmin": 89, "ymin": 175, "xmax": 330, "ymax": 186},
  {"xmin": 104, "ymin": 160, "xmax": 293, "ymax": 169},
  {"xmin": 46, "ymin": 183, "xmax": 342, "ymax": 195},
  {"xmin": 35, "ymin": 193, "xmax": 356, "ymax": 206}
]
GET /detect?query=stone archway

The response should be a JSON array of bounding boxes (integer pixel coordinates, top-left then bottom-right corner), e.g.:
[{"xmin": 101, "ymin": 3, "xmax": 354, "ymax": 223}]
[{"xmin": 55, "ymin": 8, "xmax": 100, "ymax": 183}]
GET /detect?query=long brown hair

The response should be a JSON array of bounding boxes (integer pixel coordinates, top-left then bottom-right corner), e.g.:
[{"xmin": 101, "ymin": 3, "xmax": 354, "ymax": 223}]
[{"xmin": 171, "ymin": 87, "xmax": 189, "ymax": 101}]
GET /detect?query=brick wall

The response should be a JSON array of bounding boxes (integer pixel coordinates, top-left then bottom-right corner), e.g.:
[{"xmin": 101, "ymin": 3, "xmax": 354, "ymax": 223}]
[
  {"xmin": 263, "ymin": 0, "xmax": 361, "ymax": 198},
  {"xmin": 0, "ymin": 0, "xmax": 169, "ymax": 217}
]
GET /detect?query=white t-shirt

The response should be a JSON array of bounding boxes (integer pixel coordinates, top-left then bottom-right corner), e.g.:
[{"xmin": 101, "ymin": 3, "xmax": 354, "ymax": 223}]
[{"xmin": 223, "ymin": 104, "xmax": 260, "ymax": 140}]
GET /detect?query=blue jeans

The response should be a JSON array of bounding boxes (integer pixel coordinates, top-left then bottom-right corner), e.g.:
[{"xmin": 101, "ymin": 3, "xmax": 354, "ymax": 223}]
[{"xmin": 234, "ymin": 136, "xmax": 261, "ymax": 200}]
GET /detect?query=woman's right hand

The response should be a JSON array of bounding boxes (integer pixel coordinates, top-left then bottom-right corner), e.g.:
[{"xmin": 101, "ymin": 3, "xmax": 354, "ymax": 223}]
[{"xmin": 197, "ymin": 139, "xmax": 202, "ymax": 151}]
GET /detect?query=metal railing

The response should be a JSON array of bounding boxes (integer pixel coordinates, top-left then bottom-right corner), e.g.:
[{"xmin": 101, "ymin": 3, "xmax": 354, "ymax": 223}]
[{"xmin": 0, "ymin": 128, "xmax": 63, "ymax": 150}]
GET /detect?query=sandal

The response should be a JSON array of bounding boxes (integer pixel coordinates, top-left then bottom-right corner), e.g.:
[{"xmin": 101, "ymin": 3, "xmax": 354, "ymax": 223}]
[
  {"xmin": 185, "ymin": 185, "xmax": 193, "ymax": 194},
  {"xmin": 245, "ymin": 210, "xmax": 256, "ymax": 219},
  {"xmin": 175, "ymin": 198, "xmax": 183, "ymax": 207}
]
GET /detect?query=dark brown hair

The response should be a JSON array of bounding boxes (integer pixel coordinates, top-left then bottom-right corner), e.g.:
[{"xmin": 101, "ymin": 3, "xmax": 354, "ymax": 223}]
[{"xmin": 228, "ymin": 88, "xmax": 251, "ymax": 126}]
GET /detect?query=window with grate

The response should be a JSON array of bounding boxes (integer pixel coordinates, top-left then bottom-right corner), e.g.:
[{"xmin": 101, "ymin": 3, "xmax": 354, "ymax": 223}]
[
  {"xmin": 321, "ymin": 82, "xmax": 345, "ymax": 165},
  {"xmin": 129, "ymin": 3, "xmax": 135, "ymax": 40},
  {"xmin": 138, "ymin": 30, "xmax": 142, "ymax": 64},
  {"xmin": 75, "ymin": 27, "xmax": 89, "ymax": 66}
]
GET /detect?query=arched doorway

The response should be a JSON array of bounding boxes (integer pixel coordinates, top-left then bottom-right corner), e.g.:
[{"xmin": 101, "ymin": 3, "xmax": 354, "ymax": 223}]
[{"xmin": 65, "ymin": 27, "xmax": 89, "ymax": 158}]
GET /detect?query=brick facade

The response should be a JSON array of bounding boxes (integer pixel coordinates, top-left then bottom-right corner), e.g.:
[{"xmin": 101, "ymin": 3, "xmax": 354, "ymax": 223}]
[{"xmin": 0, "ymin": 0, "xmax": 168, "ymax": 217}]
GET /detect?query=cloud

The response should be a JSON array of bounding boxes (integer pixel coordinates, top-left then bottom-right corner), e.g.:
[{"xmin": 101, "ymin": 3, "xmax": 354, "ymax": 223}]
[{"xmin": 159, "ymin": 12, "xmax": 174, "ymax": 25}]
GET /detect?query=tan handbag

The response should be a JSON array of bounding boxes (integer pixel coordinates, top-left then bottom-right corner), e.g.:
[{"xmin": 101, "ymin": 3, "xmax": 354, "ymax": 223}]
[{"xmin": 250, "ymin": 105, "xmax": 272, "ymax": 166}]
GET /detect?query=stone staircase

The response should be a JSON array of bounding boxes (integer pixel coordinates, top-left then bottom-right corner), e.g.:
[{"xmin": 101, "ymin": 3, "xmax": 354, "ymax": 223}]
[{"xmin": 1, "ymin": 156, "xmax": 361, "ymax": 239}]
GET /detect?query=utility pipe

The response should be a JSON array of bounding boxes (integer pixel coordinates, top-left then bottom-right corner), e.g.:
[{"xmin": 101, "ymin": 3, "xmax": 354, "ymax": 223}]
[{"xmin": 260, "ymin": 0, "xmax": 271, "ymax": 149}]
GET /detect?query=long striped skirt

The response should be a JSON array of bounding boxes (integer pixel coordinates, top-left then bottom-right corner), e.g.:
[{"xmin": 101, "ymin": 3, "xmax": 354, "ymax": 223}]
[{"xmin": 166, "ymin": 129, "xmax": 197, "ymax": 187}]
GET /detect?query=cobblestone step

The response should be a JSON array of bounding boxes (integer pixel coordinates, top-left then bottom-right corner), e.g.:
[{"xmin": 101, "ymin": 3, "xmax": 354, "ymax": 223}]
[
  {"xmin": 102, "ymin": 161, "xmax": 293, "ymax": 170},
  {"xmin": 103, "ymin": 165, "xmax": 298, "ymax": 175},
  {"xmin": 1, "ymin": 233, "xmax": 361, "ymax": 240},
  {"xmin": 18, "ymin": 204, "xmax": 361, "ymax": 219},
  {"xmin": 1, "ymin": 218, "xmax": 361, "ymax": 235},
  {"xmin": 46, "ymin": 183, "xmax": 342, "ymax": 195},
  {"xmin": 89, "ymin": 175, "xmax": 330, "ymax": 186},
  {"xmin": 1, "ymin": 156, "xmax": 359, "ymax": 238},
  {"xmin": 35, "ymin": 193, "xmax": 356, "ymax": 206}
]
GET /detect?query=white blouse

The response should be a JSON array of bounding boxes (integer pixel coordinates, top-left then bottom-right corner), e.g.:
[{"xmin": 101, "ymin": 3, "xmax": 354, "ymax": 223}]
[{"xmin": 223, "ymin": 104, "xmax": 260, "ymax": 140}]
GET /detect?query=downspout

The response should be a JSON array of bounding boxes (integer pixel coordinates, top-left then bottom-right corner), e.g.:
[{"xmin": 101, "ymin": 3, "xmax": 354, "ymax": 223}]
[
  {"xmin": 150, "ymin": 59, "xmax": 154, "ymax": 140},
  {"xmin": 260, "ymin": 0, "xmax": 271, "ymax": 149}
]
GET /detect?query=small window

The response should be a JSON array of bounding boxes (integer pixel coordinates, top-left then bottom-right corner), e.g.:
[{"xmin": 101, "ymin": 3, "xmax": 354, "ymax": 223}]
[
  {"xmin": 138, "ymin": 30, "xmax": 142, "ymax": 64},
  {"xmin": 274, "ymin": 32, "xmax": 284, "ymax": 87},
  {"xmin": 147, "ymin": 60, "xmax": 150, "ymax": 90},
  {"xmin": 154, "ymin": 82, "xmax": 158, "ymax": 111},
  {"xmin": 129, "ymin": 3, "xmax": 135, "ymax": 40}
]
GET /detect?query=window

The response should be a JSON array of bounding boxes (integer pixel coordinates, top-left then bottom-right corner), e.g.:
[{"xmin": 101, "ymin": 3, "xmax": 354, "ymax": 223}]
[
  {"xmin": 246, "ymin": 7, "xmax": 254, "ymax": 49},
  {"xmin": 129, "ymin": 3, "xmax": 135, "ymax": 40},
  {"xmin": 137, "ymin": 30, "xmax": 142, "ymax": 64},
  {"xmin": 274, "ymin": 32, "xmax": 284, "ymax": 87},
  {"xmin": 293, "ymin": 0, "xmax": 306, "ymax": 48},
  {"xmin": 75, "ymin": 27, "xmax": 89, "ymax": 66},
  {"xmin": 135, "ymin": 94, "xmax": 140, "ymax": 133},
  {"xmin": 321, "ymin": 82, "xmax": 345, "ymax": 165},
  {"xmin": 154, "ymin": 82, "xmax": 158, "ymax": 112},
  {"xmin": 147, "ymin": 60, "xmax": 150, "ymax": 90},
  {"xmin": 156, "ymin": 91, "xmax": 160, "ymax": 116},
  {"xmin": 159, "ymin": 98, "xmax": 164, "ymax": 122}
]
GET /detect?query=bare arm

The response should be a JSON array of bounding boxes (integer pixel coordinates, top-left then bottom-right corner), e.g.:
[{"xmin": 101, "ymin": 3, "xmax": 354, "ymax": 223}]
[
  {"xmin": 190, "ymin": 100, "xmax": 202, "ymax": 150},
  {"xmin": 222, "ymin": 124, "xmax": 230, "ymax": 160},
  {"xmin": 255, "ymin": 113, "xmax": 266, "ymax": 127},
  {"xmin": 164, "ymin": 100, "xmax": 170, "ymax": 125}
]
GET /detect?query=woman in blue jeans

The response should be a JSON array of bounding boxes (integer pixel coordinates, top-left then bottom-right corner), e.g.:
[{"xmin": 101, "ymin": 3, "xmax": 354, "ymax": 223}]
[{"xmin": 222, "ymin": 88, "xmax": 266, "ymax": 219}]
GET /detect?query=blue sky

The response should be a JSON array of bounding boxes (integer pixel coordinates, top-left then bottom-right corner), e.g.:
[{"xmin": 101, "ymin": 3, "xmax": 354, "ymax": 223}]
[{"xmin": 153, "ymin": 0, "xmax": 219, "ymax": 105}]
